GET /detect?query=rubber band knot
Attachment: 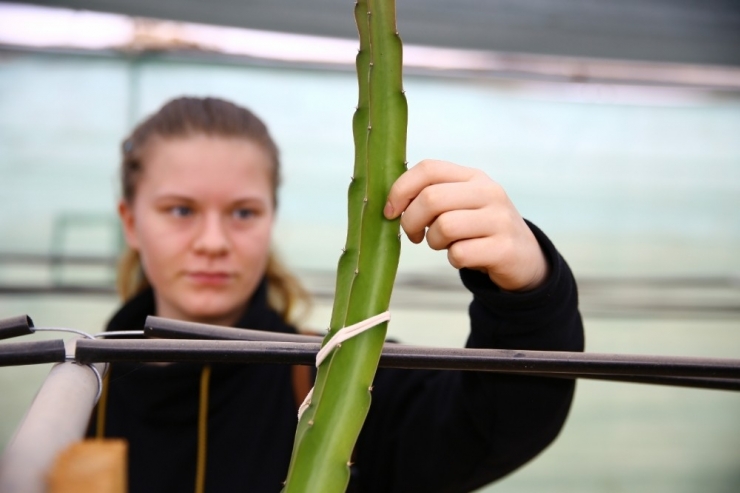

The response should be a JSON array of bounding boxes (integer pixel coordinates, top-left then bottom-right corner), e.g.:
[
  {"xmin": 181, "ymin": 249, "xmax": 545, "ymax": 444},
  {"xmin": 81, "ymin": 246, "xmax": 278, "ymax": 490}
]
[{"xmin": 297, "ymin": 311, "xmax": 390, "ymax": 421}]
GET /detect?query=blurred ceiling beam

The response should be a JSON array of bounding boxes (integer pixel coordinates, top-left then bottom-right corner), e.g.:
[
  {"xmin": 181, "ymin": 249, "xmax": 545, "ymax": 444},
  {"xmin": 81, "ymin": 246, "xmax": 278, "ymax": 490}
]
[{"xmin": 14, "ymin": 0, "xmax": 740, "ymax": 67}]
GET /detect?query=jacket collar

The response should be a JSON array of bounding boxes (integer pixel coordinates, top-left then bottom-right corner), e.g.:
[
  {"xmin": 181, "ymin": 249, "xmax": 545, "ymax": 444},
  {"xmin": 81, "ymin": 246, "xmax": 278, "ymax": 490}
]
[{"xmin": 106, "ymin": 278, "xmax": 295, "ymax": 335}]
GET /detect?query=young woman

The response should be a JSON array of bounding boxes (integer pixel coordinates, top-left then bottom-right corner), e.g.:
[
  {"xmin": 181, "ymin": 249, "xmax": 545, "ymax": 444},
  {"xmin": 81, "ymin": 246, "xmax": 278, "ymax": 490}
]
[{"xmin": 91, "ymin": 97, "xmax": 584, "ymax": 492}]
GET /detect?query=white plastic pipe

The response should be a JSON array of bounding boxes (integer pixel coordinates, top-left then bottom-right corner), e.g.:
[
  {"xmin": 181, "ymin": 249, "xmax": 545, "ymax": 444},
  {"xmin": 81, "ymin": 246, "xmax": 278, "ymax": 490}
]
[{"xmin": 0, "ymin": 340, "xmax": 106, "ymax": 493}]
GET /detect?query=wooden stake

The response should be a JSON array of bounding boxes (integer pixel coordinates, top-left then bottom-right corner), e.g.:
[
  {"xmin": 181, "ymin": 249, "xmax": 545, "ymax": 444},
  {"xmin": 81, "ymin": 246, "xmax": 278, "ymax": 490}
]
[{"xmin": 48, "ymin": 440, "xmax": 127, "ymax": 493}]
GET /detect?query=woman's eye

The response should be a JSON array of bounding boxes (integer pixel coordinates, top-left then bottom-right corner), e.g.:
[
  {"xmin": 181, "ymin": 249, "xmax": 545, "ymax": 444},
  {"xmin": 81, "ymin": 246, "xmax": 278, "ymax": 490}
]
[
  {"xmin": 170, "ymin": 205, "xmax": 193, "ymax": 217},
  {"xmin": 233, "ymin": 208, "xmax": 255, "ymax": 220}
]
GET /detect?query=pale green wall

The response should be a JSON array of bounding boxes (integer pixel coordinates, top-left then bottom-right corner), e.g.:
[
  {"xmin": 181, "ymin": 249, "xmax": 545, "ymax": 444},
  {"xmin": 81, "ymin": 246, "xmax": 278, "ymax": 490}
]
[
  {"xmin": 1, "ymin": 50, "xmax": 739, "ymax": 277},
  {"xmin": 1, "ymin": 49, "xmax": 739, "ymax": 493}
]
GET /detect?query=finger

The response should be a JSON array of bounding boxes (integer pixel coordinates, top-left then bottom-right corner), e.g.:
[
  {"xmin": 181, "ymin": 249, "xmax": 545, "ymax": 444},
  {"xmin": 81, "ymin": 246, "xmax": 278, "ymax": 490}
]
[
  {"xmin": 447, "ymin": 235, "xmax": 547, "ymax": 291},
  {"xmin": 400, "ymin": 182, "xmax": 490, "ymax": 243},
  {"xmin": 385, "ymin": 160, "xmax": 478, "ymax": 219},
  {"xmin": 425, "ymin": 209, "xmax": 496, "ymax": 251},
  {"xmin": 446, "ymin": 236, "xmax": 502, "ymax": 272}
]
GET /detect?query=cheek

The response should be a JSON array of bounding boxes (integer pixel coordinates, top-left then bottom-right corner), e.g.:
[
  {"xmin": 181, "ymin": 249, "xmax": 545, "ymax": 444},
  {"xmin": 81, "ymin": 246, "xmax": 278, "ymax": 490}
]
[
  {"xmin": 233, "ymin": 221, "xmax": 273, "ymax": 263},
  {"xmin": 134, "ymin": 214, "xmax": 190, "ymax": 277}
]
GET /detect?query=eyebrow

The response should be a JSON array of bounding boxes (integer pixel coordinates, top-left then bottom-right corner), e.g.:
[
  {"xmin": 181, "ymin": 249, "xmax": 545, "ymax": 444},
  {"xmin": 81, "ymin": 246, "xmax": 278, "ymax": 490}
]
[{"xmin": 153, "ymin": 194, "xmax": 268, "ymax": 206}]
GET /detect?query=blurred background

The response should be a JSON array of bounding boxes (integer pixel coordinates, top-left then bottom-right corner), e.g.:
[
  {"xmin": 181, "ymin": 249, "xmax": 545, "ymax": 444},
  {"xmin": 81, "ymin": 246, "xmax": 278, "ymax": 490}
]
[{"xmin": 1, "ymin": 1, "xmax": 739, "ymax": 491}]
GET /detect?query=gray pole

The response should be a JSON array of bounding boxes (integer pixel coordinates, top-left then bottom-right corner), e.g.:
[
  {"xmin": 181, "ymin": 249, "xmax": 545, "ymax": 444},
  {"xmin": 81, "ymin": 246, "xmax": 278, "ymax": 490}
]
[{"xmin": 0, "ymin": 340, "xmax": 106, "ymax": 493}]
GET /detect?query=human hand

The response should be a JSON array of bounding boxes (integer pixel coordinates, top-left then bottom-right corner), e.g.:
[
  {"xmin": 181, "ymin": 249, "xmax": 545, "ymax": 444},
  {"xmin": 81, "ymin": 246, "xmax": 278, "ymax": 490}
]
[{"xmin": 384, "ymin": 160, "xmax": 549, "ymax": 292}]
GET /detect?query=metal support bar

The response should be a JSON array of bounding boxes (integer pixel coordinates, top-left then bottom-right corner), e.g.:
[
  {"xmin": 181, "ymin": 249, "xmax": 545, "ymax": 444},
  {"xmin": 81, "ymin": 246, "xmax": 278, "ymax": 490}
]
[
  {"xmin": 0, "ymin": 315, "xmax": 34, "ymax": 340},
  {"xmin": 142, "ymin": 316, "xmax": 740, "ymax": 391},
  {"xmin": 145, "ymin": 315, "xmax": 323, "ymax": 343},
  {"xmin": 0, "ymin": 339, "xmax": 67, "ymax": 367},
  {"xmin": 74, "ymin": 339, "xmax": 740, "ymax": 385},
  {"xmin": 525, "ymin": 372, "xmax": 740, "ymax": 391}
]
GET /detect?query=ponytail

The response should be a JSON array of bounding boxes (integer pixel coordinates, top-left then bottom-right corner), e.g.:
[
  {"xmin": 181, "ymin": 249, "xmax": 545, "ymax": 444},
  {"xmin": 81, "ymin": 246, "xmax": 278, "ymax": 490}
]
[
  {"xmin": 264, "ymin": 252, "xmax": 312, "ymax": 325},
  {"xmin": 116, "ymin": 247, "xmax": 149, "ymax": 301}
]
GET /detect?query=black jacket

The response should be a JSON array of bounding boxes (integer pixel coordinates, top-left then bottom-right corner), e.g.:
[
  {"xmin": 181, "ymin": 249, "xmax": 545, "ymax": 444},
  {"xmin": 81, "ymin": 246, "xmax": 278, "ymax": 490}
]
[{"xmin": 90, "ymin": 222, "xmax": 584, "ymax": 492}]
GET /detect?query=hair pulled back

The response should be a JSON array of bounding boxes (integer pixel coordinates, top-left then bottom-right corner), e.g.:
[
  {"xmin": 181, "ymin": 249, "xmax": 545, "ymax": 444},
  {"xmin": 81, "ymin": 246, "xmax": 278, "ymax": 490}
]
[{"xmin": 118, "ymin": 96, "xmax": 309, "ymax": 323}]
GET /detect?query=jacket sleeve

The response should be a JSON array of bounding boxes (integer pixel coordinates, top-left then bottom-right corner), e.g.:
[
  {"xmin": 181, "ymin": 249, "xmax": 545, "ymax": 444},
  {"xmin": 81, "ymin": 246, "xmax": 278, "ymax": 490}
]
[{"xmin": 354, "ymin": 221, "xmax": 585, "ymax": 493}]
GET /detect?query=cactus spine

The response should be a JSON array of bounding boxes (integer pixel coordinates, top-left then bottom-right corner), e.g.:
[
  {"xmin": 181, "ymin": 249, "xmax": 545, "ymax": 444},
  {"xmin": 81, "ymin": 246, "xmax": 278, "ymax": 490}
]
[{"xmin": 282, "ymin": 0, "xmax": 407, "ymax": 491}]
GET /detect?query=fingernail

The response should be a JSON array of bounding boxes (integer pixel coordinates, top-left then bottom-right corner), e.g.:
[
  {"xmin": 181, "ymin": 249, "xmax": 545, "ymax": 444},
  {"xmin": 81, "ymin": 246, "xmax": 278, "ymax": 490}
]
[{"xmin": 383, "ymin": 201, "xmax": 394, "ymax": 218}]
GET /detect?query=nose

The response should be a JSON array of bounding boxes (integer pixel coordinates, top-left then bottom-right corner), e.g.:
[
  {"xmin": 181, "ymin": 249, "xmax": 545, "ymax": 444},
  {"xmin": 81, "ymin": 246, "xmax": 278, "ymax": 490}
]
[{"xmin": 193, "ymin": 212, "xmax": 229, "ymax": 256}]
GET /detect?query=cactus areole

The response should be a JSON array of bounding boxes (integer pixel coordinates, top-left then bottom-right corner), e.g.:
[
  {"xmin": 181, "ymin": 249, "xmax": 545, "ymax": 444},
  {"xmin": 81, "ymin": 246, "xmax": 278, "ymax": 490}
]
[{"xmin": 282, "ymin": 0, "xmax": 408, "ymax": 491}]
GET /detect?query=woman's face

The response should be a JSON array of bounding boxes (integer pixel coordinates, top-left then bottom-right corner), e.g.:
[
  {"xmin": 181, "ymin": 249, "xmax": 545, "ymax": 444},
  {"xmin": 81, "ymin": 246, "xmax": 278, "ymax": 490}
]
[{"xmin": 119, "ymin": 135, "xmax": 275, "ymax": 326}]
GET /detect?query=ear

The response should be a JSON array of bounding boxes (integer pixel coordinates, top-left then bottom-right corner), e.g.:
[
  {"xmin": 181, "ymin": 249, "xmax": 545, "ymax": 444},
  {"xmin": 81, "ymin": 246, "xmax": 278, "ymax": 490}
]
[{"xmin": 118, "ymin": 200, "xmax": 140, "ymax": 250}]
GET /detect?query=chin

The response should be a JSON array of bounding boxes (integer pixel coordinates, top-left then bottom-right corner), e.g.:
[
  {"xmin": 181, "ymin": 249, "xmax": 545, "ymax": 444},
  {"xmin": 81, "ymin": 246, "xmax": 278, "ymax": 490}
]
[{"xmin": 180, "ymin": 294, "xmax": 244, "ymax": 325}]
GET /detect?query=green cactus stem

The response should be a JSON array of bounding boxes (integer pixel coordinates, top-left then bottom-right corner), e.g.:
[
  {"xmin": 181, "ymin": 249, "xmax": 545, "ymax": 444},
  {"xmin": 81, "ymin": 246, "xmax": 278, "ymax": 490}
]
[{"xmin": 282, "ymin": 0, "xmax": 407, "ymax": 491}]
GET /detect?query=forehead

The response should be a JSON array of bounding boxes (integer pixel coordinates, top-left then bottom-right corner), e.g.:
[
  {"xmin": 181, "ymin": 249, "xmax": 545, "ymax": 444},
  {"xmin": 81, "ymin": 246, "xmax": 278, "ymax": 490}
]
[{"xmin": 140, "ymin": 135, "xmax": 274, "ymax": 199}]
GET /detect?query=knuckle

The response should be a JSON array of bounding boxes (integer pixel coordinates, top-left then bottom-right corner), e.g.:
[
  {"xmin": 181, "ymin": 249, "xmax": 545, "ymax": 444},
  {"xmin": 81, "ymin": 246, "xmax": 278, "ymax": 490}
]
[
  {"xmin": 417, "ymin": 159, "xmax": 444, "ymax": 176},
  {"xmin": 418, "ymin": 187, "xmax": 439, "ymax": 211},
  {"xmin": 418, "ymin": 159, "xmax": 436, "ymax": 170},
  {"xmin": 496, "ymin": 235, "xmax": 516, "ymax": 263},
  {"xmin": 401, "ymin": 219, "xmax": 423, "ymax": 243},
  {"xmin": 409, "ymin": 230, "xmax": 426, "ymax": 244},
  {"xmin": 470, "ymin": 168, "xmax": 488, "ymax": 181},
  {"xmin": 426, "ymin": 233, "xmax": 445, "ymax": 251},
  {"xmin": 436, "ymin": 214, "xmax": 457, "ymax": 241},
  {"xmin": 447, "ymin": 242, "xmax": 467, "ymax": 269},
  {"xmin": 482, "ymin": 179, "xmax": 504, "ymax": 200}
]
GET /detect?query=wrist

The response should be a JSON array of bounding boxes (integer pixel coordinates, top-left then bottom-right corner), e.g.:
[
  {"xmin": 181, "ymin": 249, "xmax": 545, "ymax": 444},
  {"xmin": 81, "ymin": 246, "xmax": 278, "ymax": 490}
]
[
  {"xmin": 486, "ymin": 249, "xmax": 550, "ymax": 293},
  {"xmin": 503, "ymin": 256, "xmax": 550, "ymax": 292}
]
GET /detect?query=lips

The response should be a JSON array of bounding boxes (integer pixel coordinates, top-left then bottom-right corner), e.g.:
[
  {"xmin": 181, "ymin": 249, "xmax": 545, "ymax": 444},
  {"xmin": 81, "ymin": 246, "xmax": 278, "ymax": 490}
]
[{"xmin": 186, "ymin": 271, "xmax": 233, "ymax": 286}]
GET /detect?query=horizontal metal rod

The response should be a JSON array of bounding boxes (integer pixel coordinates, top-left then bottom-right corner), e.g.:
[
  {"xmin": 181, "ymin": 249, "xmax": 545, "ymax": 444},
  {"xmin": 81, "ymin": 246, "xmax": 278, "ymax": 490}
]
[
  {"xmin": 527, "ymin": 372, "xmax": 740, "ymax": 391},
  {"xmin": 76, "ymin": 339, "xmax": 318, "ymax": 366},
  {"xmin": 0, "ymin": 335, "xmax": 732, "ymax": 391},
  {"xmin": 145, "ymin": 315, "xmax": 324, "ymax": 344},
  {"xmin": 0, "ymin": 315, "xmax": 34, "ymax": 341},
  {"xmin": 74, "ymin": 339, "xmax": 740, "ymax": 390},
  {"xmin": 143, "ymin": 316, "xmax": 740, "ymax": 390},
  {"xmin": 0, "ymin": 340, "xmax": 67, "ymax": 367}
]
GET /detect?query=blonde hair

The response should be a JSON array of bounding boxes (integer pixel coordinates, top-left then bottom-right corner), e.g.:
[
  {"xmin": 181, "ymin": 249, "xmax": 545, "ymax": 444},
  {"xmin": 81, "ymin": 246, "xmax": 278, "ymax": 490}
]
[{"xmin": 117, "ymin": 97, "xmax": 310, "ymax": 324}]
